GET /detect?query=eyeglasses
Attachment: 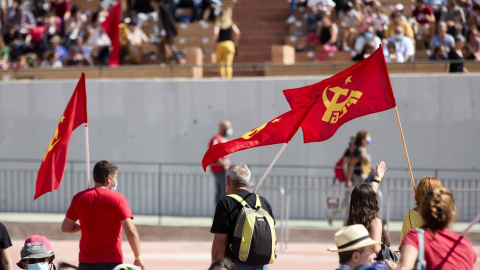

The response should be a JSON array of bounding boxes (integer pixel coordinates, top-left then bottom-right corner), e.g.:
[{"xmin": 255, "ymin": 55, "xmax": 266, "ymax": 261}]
[{"xmin": 23, "ymin": 258, "xmax": 48, "ymax": 264}]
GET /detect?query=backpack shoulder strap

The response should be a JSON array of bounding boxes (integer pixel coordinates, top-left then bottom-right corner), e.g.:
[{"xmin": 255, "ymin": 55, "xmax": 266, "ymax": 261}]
[
  {"xmin": 254, "ymin": 193, "xmax": 262, "ymax": 209},
  {"xmin": 226, "ymin": 194, "xmax": 248, "ymax": 207},
  {"xmin": 415, "ymin": 228, "xmax": 426, "ymax": 270},
  {"xmin": 227, "ymin": 193, "xmax": 262, "ymax": 210}
]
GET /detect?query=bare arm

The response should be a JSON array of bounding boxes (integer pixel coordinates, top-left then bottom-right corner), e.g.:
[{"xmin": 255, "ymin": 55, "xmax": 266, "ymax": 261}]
[
  {"xmin": 232, "ymin": 24, "xmax": 241, "ymax": 46},
  {"xmin": 371, "ymin": 161, "xmax": 386, "ymax": 193},
  {"xmin": 61, "ymin": 217, "xmax": 81, "ymax": 233},
  {"xmin": 121, "ymin": 218, "xmax": 145, "ymax": 270},
  {"xmin": 369, "ymin": 217, "xmax": 383, "ymax": 256},
  {"xmin": 397, "ymin": 244, "xmax": 418, "ymax": 270},
  {"xmin": 211, "ymin": 233, "xmax": 228, "ymax": 262},
  {"xmin": 0, "ymin": 247, "xmax": 13, "ymax": 270}
]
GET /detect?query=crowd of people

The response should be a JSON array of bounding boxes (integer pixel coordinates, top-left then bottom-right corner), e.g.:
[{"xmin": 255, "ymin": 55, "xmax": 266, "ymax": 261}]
[
  {"xmin": 0, "ymin": 0, "xmax": 236, "ymax": 70},
  {"xmin": 289, "ymin": 0, "xmax": 480, "ymax": 72}
]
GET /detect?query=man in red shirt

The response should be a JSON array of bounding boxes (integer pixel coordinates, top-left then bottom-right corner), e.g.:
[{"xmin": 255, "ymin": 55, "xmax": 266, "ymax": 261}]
[
  {"xmin": 208, "ymin": 120, "xmax": 233, "ymax": 204},
  {"xmin": 412, "ymin": 0, "xmax": 435, "ymax": 48},
  {"xmin": 61, "ymin": 160, "xmax": 145, "ymax": 270}
]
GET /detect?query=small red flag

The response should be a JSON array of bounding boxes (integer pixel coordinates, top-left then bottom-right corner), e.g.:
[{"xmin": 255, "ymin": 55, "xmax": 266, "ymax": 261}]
[
  {"xmin": 202, "ymin": 102, "xmax": 316, "ymax": 171},
  {"xmin": 101, "ymin": 2, "xmax": 121, "ymax": 67},
  {"xmin": 283, "ymin": 46, "xmax": 396, "ymax": 143},
  {"xmin": 35, "ymin": 73, "xmax": 87, "ymax": 200}
]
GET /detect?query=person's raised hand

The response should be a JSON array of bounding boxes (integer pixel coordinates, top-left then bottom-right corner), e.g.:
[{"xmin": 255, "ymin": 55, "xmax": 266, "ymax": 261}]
[{"xmin": 374, "ymin": 161, "xmax": 386, "ymax": 179}]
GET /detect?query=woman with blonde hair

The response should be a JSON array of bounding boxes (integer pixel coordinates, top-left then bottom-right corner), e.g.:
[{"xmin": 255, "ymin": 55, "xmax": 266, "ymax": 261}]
[
  {"xmin": 397, "ymin": 187, "xmax": 476, "ymax": 269},
  {"xmin": 400, "ymin": 177, "xmax": 443, "ymax": 242},
  {"xmin": 212, "ymin": 9, "xmax": 240, "ymax": 79}
]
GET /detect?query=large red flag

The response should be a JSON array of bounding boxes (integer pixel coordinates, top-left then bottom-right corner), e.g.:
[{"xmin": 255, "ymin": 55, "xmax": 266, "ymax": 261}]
[
  {"xmin": 101, "ymin": 2, "xmax": 121, "ymax": 67},
  {"xmin": 283, "ymin": 46, "xmax": 396, "ymax": 143},
  {"xmin": 202, "ymin": 101, "xmax": 317, "ymax": 171},
  {"xmin": 35, "ymin": 73, "xmax": 87, "ymax": 200}
]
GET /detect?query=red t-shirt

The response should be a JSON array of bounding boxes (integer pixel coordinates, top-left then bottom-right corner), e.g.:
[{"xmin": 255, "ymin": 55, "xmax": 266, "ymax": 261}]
[
  {"xmin": 413, "ymin": 6, "xmax": 434, "ymax": 25},
  {"xmin": 208, "ymin": 134, "xmax": 231, "ymax": 173},
  {"xmin": 400, "ymin": 229, "xmax": 476, "ymax": 270},
  {"xmin": 66, "ymin": 188, "xmax": 133, "ymax": 264}
]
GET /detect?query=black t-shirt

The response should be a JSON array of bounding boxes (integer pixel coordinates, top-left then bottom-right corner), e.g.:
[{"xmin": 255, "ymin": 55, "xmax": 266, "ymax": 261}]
[
  {"xmin": 210, "ymin": 190, "xmax": 275, "ymax": 260},
  {"xmin": 448, "ymin": 49, "xmax": 464, "ymax": 73},
  {"xmin": 0, "ymin": 223, "xmax": 12, "ymax": 270}
]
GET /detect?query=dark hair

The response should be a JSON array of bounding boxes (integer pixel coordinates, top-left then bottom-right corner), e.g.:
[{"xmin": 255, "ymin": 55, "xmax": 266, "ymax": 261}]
[
  {"xmin": 391, "ymin": 11, "xmax": 401, "ymax": 19},
  {"xmin": 346, "ymin": 183, "xmax": 391, "ymax": 246},
  {"xmin": 354, "ymin": 130, "xmax": 368, "ymax": 147},
  {"xmin": 93, "ymin": 160, "xmax": 117, "ymax": 184},
  {"xmin": 420, "ymin": 187, "xmax": 456, "ymax": 232},
  {"xmin": 71, "ymin": 5, "xmax": 80, "ymax": 16},
  {"xmin": 208, "ymin": 258, "xmax": 238, "ymax": 270},
  {"xmin": 339, "ymin": 247, "xmax": 365, "ymax": 264}
]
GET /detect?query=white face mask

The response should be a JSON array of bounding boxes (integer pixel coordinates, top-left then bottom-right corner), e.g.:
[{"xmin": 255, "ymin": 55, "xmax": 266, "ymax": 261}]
[
  {"xmin": 109, "ymin": 176, "xmax": 118, "ymax": 191},
  {"xmin": 225, "ymin": 128, "xmax": 233, "ymax": 137},
  {"xmin": 27, "ymin": 262, "xmax": 48, "ymax": 270}
]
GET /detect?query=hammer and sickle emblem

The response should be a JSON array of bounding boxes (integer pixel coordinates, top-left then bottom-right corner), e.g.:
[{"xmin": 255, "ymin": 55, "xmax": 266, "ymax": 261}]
[
  {"xmin": 322, "ymin": 85, "xmax": 363, "ymax": 123},
  {"xmin": 43, "ymin": 115, "xmax": 66, "ymax": 161},
  {"xmin": 241, "ymin": 118, "xmax": 280, "ymax": 140}
]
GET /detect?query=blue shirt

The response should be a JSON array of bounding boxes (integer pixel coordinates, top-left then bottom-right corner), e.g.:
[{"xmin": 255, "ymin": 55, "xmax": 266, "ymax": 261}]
[{"xmin": 430, "ymin": 34, "xmax": 455, "ymax": 49}]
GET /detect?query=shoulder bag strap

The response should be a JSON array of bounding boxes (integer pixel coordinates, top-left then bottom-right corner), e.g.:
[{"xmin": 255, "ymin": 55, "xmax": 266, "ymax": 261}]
[{"xmin": 415, "ymin": 228, "xmax": 426, "ymax": 270}]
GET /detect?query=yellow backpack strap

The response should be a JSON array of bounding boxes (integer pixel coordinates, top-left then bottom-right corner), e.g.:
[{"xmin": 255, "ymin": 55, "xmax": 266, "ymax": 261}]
[
  {"xmin": 254, "ymin": 193, "xmax": 262, "ymax": 209},
  {"xmin": 227, "ymin": 194, "xmax": 248, "ymax": 207},
  {"xmin": 227, "ymin": 194, "xmax": 262, "ymax": 209}
]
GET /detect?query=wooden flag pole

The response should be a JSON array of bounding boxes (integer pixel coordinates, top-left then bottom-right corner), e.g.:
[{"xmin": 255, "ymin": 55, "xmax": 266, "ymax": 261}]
[
  {"xmin": 462, "ymin": 211, "xmax": 480, "ymax": 237},
  {"xmin": 253, "ymin": 97, "xmax": 320, "ymax": 194},
  {"xmin": 253, "ymin": 143, "xmax": 289, "ymax": 193},
  {"xmin": 85, "ymin": 123, "xmax": 90, "ymax": 189},
  {"xmin": 394, "ymin": 107, "xmax": 415, "ymax": 195}
]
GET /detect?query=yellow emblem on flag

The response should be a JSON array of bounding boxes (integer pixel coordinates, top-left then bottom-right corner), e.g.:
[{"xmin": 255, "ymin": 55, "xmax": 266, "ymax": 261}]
[
  {"xmin": 322, "ymin": 82, "xmax": 362, "ymax": 124},
  {"xmin": 43, "ymin": 115, "xmax": 65, "ymax": 161},
  {"xmin": 241, "ymin": 118, "xmax": 280, "ymax": 140}
]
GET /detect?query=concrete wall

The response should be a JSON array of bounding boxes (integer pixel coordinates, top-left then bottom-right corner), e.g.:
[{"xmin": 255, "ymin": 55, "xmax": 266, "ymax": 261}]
[
  {"xmin": 1, "ymin": 75, "xmax": 479, "ymax": 177},
  {"xmin": 1, "ymin": 74, "xmax": 480, "ymax": 219}
]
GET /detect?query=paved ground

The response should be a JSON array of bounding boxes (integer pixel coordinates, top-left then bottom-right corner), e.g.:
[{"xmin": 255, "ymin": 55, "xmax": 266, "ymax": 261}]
[
  {"xmin": 3, "ymin": 212, "xmax": 480, "ymax": 269},
  {"xmin": 8, "ymin": 239, "xmax": 480, "ymax": 269}
]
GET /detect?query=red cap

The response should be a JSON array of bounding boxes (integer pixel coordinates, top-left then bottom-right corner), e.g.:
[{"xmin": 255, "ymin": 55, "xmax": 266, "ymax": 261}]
[{"xmin": 24, "ymin": 235, "xmax": 53, "ymax": 252}]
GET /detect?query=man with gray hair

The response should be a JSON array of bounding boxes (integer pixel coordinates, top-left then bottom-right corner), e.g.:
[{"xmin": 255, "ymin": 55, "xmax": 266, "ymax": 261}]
[{"xmin": 210, "ymin": 163, "xmax": 275, "ymax": 269}]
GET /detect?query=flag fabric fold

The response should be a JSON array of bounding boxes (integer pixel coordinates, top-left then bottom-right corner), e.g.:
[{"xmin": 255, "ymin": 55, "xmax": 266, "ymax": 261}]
[
  {"xmin": 283, "ymin": 46, "xmax": 396, "ymax": 143},
  {"xmin": 101, "ymin": 2, "xmax": 121, "ymax": 67},
  {"xmin": 202, "ymin": 103, "xmax": 314, "ymax": 171},
  {"xmin": 35, "ymin": 73, "xmax": 87, "ymax": 200}
]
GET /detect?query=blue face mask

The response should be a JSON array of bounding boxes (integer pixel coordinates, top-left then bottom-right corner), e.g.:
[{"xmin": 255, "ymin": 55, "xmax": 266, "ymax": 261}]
[
  {"xmin": 366, "ymin": 136, "xmax": 372, "ymax": 145},
  {"xmin": 27, "ymin": 262, "xmax": 48, "ymax": 270},
  {"xmin": 394, "ymin": 34, "xmax": 403, "ymax": 40},
  {"xmin": 365, "ymin": 32, "xmax": 374, "ymax": 39}
]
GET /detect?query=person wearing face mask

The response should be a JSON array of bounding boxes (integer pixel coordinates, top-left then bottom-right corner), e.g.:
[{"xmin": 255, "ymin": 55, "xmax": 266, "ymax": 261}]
[
  {"xmin": 346, "ymin": 130, "xmax": 372, "ymax": 188},
  {"xmin": 387, "ymin": 25, "xmax": 415, "ymax": 62},
  {"xmin": 208, "ymin": 120, "xmax": 233, "ymax": 204},
  {"xmin": 16, "ymin": 243, "xmax": 54, "ymax": 270},
  {"xmin": 353, "ymin": 25, "xmax": 381, "ymax": 56},
  {"xmin": 61, "ymin": 160, "xmax": 145, "ymax": 270}
]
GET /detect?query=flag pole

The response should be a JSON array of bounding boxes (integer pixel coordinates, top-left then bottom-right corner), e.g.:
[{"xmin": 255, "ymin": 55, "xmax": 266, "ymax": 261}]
[
  {"xmin": 461, "ymin": 211, "xmax": 480, "ymax": 237},
  {"xmin": 253, "ymin": 97, "xmax": 320, "ymax": 193},
  {"xmin": 394, "ymin": 107, "xmax": 415, "ymax": 195},
  {"xmin": 253, "ymin": 143, "xmax": 288, "ymax": 193},
  {"xmin": 85, "ymin": 123, "xmax": 90, "ymax": 189}
]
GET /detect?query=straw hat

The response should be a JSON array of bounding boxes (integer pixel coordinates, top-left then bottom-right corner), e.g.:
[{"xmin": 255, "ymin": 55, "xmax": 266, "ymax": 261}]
[{"xmin": 328, "ymin": 225, "xmax": 382, "ymax": 252}]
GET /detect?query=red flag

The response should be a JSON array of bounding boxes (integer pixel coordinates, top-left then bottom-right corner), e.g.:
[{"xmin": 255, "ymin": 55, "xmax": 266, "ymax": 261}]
[
  {"xmin": 283, "ymin": 46, "xmax": 396, "ymax": 143},
  {"xmin": 35, "ymin": 73, "xmax": 87, "ymax": 200},
  {"xmin": 202, "ymin": 101, "xmax": 317, "ymax": 171},
  {"xmin": 101, "ymin": 2, "xmax": 121, "ymax": 67}
]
